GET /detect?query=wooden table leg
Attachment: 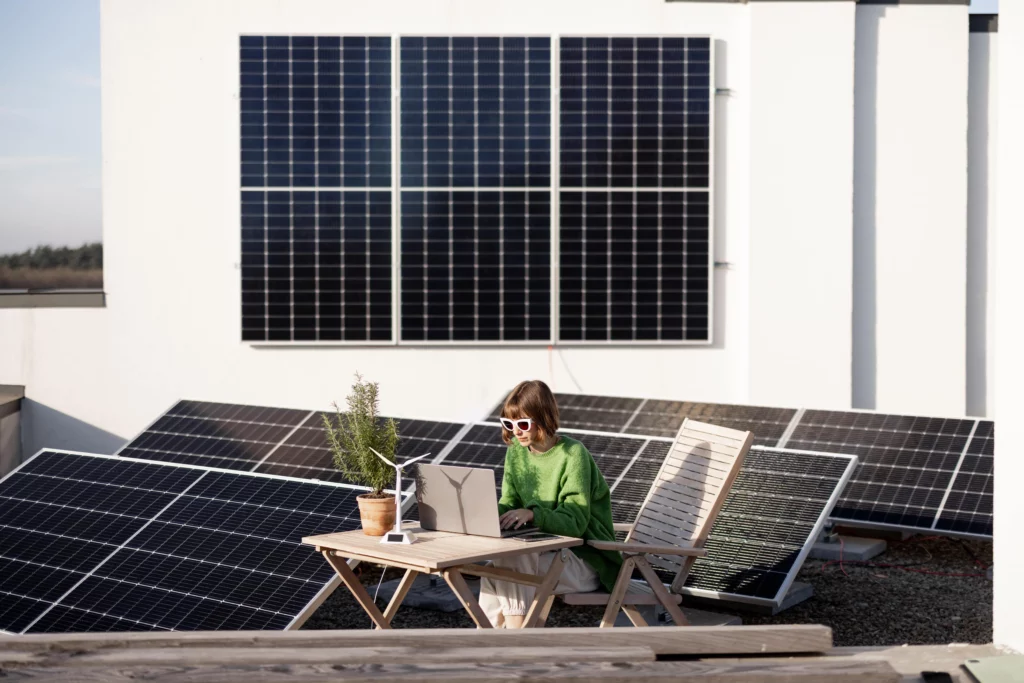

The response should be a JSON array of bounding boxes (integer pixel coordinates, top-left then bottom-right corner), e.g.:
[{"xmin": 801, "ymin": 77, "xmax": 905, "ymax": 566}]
[
  {"xmin": 442, "ymin": 568, "xmax": 493, "ymax": 628},
  {"xmin": 380, "ymin": 568, "xmax": 419, "ymax": 628},
  {"xmin": 523, "ymin": 550, "xmax": 565, "ymax": 628},
  {"xmin": 322, "ymin": 550, "xmax": 391, "ymax": 630}
]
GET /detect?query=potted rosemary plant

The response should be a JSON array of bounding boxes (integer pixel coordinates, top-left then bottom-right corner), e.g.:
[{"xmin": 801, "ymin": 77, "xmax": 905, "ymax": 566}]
[{"xmin": 322, "ymin": 373, "xmax": 400, "ymax": 536}]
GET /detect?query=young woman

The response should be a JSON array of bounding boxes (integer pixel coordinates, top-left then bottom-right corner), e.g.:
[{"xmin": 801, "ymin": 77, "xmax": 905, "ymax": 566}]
[{"xmin": 478, "ymin": 380, "xmax": 623, "ymax": 629}]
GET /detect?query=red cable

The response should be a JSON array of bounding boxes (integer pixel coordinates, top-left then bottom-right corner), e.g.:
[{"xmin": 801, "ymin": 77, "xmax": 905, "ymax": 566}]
[
  {"xmin": 821, "ymin": 558, "xmax": 987, "ymax": 578},
  {"xmin": 839, "ymin": 536, "xmax": 848, "ymax": 577},
  {"xmin": 820, "ymin": 535, "xmax": 990, "ymax": 578}
]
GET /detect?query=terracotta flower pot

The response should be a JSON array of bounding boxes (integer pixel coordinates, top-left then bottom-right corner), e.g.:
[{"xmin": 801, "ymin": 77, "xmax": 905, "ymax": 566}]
[{"xmin": 357, "ymin": 493, "xmax": 397, "ymax": 536}]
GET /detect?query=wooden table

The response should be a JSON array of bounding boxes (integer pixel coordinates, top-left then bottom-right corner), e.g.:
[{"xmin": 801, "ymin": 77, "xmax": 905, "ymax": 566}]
[{"xmin": 303, "ymin": 523, "xmax": 583, "ymax": 629}]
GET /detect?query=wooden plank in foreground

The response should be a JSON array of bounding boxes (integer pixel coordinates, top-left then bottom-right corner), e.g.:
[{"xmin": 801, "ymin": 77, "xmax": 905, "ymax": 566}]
[
  {"xmin": 0, "ymin": 645, "xmax": 655, "ymax": 668},
  {"xmin": 0, "ymin": 659, "xmax": 901, "ymax": 683},
  {"xmin": 0, "ymin": 624, "xmax": 832, "ymax": 657}
]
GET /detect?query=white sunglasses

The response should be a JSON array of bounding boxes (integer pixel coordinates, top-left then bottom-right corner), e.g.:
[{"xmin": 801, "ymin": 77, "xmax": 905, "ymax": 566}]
[{"xmin": 499, "ymin": 417, "xmax": 533, "ymax": 432}]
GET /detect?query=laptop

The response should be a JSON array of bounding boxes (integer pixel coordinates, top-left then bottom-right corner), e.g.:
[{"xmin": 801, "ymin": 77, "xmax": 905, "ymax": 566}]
[{"xmin": 415, "ymin": 463, "xmax": 554, "ymax": 540}]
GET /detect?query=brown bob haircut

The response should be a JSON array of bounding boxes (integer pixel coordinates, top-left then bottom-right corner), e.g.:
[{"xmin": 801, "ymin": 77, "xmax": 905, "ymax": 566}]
[{"xmin": 500, "ymin": 380, "xmax": 560, "ymax": 445}]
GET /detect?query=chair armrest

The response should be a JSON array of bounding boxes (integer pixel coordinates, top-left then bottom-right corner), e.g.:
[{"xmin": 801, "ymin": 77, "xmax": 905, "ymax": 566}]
[
  {"xmin": 586, "ymin": 540, "xmax": 708, "ymax": 557},
  {"xmin": 612, "ymin": 523, "xmax": 632, "ymax": 532}
]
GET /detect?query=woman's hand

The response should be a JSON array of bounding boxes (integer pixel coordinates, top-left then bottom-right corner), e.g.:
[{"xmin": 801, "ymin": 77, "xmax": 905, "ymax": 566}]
[{"xmin": 500, "ymin": 508, "xmax": 534, "ymax": 530}]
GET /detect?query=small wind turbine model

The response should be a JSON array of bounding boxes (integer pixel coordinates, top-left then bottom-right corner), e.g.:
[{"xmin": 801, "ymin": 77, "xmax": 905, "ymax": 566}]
[{"xmin": 369, "ymin": 447, "xmax": 432, "ymax": 545}]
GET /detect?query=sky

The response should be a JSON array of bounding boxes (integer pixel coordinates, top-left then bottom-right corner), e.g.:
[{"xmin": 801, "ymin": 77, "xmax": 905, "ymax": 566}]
[
  {"xmin": 0, "ymin": 0, "xmax": 1001, "ymax": 256},
  {"xmin": 0, "ymin": 0, "xmax": 100, "ymax": 255}
]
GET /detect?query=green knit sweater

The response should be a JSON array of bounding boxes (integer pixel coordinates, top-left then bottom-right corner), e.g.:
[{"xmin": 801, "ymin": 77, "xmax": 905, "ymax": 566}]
[{"xmin": 497, "ymin": 435, "xmax": 623, "ymax": 592}]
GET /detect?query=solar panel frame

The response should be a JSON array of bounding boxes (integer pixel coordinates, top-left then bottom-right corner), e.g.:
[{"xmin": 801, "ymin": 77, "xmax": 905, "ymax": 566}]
[
  {"xmin": 0, "ymin": 448, "xmax": 395, "ymax": 634},
  {"xmin": 681, "ymin": 446, "xmax": 857, "ymax": 607},
  {"xmin": 397, "ymin": 36, "xmax": 554, "ymax": 343},
  {"xmin": 554, "ymin": 35, "xmax": 714, "ymax": 346},
  {"xmin": 241, "ymin": 33, "xmax": 717, "ymax": 348},
  {"xmin": 240, "ymin": 34, "xmax": 397, "ymax": 346}
]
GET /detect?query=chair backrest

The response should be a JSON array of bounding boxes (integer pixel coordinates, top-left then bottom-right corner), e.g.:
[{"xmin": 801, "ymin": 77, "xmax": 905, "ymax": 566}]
[{"xmin": 626, "ymin": 418, "xmax": 754, "ymax": 590}]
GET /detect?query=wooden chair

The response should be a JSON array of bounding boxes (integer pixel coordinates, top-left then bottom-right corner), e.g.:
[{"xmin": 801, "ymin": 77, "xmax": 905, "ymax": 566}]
[{"xmin": 557, "ymin": 418, "xmax": 754, "ymax": 628}]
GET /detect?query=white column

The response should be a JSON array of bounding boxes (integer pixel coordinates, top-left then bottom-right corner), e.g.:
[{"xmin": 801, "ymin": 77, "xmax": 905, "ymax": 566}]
[
  {"xmin": 967, "ymin": 23, "xmax": 998, "ymax": 418},
  {"xmin": 852, "ymin": 3, "xmax": 969, "ymax": 415},
  {"xmin": 747, "ymin": 1, "xmax": 856, "ymax": 409},
  {"xmin": 994, "ymin": 2, "xmax": 1024, "ymax": 653}
]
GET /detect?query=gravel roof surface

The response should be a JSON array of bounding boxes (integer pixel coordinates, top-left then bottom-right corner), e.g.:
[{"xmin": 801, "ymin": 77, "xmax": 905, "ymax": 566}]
[{"xmin": 301, "ymin": 535, "xmax": 992, "ymax": 647}]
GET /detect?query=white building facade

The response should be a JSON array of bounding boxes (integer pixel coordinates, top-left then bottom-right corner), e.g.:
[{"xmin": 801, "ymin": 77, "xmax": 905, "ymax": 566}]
[{"xmin": 0, "ymin": 0, "xmax": 994, "ymax": 463}]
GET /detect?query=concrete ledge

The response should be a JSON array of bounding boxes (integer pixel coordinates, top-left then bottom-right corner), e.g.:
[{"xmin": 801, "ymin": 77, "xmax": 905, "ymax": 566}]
[
  {"xmin": 809, "ymin": 536, "xmax": 887, "ymax": 562},
  {"xmin": 0, "ymin": 290, "xmax": 105, "ymax": 308},
  {"xmin": 0, "ymin": 385, "xmax": 23, "ymax": 420}
]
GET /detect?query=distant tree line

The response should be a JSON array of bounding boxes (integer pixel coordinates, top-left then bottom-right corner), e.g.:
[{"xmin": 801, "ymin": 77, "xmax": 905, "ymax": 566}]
[{"xmin": 0, "ymin": 243, "xmax": 103, "ymax": 270}]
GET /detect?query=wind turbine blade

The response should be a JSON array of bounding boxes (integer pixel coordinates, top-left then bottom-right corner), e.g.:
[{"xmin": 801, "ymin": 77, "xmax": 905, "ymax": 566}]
[
  {"xmin": 368, "ymin": 447, "xmax": 396, "ymax": 468},
  {"xmin": 403, "ymin": 452, "xmax": 433, "ymax": 466}
]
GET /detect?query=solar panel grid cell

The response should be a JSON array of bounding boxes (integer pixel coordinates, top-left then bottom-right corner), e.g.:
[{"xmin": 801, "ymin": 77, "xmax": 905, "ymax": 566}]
[
  {"xmin": 558, "ymin": 191, "xmax": 710, "ymax": 342},
  {"xmin": 239, "ymin": 35, "xmax": 392, "ymax": 189},
  {"xmin": 553, "ymin": 393, "xmax": 643, "ymax": 432},
  {"xmin": 255, "ymin": 415, "xmax": 464, "ymax": 484},
  {"xmin": 117, "ymin": 401, "xmax": 311, "ymax": 470},
  {"xmin": 558, "ymin": 36, "xmax": 711, "ymax": 342},
  {"xmin": 935, "ymin": 420, "xmax": 993, "ymax": 536},
  {"xmin": 241, "ymin": 190, "xmax": 394, "ymax": 342},
  {"xmin": 26, "ymin": 605, "xmax": 173, "ymax": 634},
  {"xmin": 399, "ymin": 36, "xmax": 552, "ymax": 342},
  {"xmin": 786, "ymin": 410, "xmax": 975, "ymax": 532},
  {"xmin": 640, "ymin": 402, "xmax": 796, "ymax": 447}
]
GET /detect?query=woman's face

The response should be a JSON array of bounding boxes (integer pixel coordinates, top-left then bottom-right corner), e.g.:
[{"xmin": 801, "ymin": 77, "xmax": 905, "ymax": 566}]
[
  {"xmin": 513, "ymin": 419, "xmax": 535, "ymax": 449},
  {"xmin": 504, "ymin": 415, "xmax": 539, "ymax": 449}
]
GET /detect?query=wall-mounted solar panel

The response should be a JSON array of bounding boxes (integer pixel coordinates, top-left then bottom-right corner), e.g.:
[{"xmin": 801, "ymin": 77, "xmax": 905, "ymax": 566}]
[
  {"xmin": 241, "ymin": 36, "xmax": 393, "ymax": 342},
  {"xmin": 399, "ymin": 37, "xmax": 552, "ymax": 342},
  {"xmin": 0, "ymin": 450, "xmax": 379, "ymax": 633},
  {"xmin": 558, "ymin": 37, "xmax": 711, "ymax": 342},
  {"xmin": 784, "ymin": 410, "xmax": 979, "ymax": 536}
]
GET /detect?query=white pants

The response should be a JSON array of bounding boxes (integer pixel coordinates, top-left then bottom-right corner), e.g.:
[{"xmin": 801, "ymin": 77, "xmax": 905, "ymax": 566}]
[{"xmin": 478, "ymin": 550, "xmax": 600, "ymax": 628}]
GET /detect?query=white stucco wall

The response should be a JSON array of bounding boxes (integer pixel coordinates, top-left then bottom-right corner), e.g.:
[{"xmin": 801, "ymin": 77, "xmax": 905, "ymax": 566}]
[
  {"xmin": 0, "ymin": 0, "xmax": 987, "ymax": 459},
  {"xmin": 967, "ymin": 29, "xmax": 997, "ymax": 418},
  {"xmin": 747, "ymin": 1, "xmax": 855, "ymax": 409},
  {"xmin": 994, "ymin": 2, "xmax": 1024, "ymax": 655},
  {"xmin": 852, "ymin": 3, "xmax": 969, "ymax": 416}
]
